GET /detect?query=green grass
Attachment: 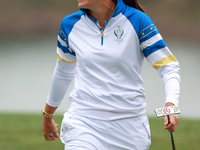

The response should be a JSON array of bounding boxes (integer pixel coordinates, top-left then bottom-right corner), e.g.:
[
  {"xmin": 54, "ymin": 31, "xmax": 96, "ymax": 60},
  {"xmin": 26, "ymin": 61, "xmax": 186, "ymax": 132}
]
[
  {"xmin": 149, "ymin": 118, "xmax": 200, "ymax": 150},
  {"xmin": 0, "ymin": 113, "xmax": 64, "ymax": 150},
  {"xmin": 0, "ymin": 114, "xmax": 199, "ymax": 150}
]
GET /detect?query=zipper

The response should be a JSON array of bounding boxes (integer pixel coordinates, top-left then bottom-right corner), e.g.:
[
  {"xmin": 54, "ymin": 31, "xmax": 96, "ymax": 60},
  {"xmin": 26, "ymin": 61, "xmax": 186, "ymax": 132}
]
[
  {"xmin": 100, "ymin": 28, "xmax": 104, "ymax": 45},
  {"xmin": 83, "ymin": 3, "xmax": 117, "ymax": 46},
  {"xmin": 99, "ymin": 3, "xmax": 118, "ymax": 46},
  {"xmin": 88, "ymin": 15, "xmax": 104, "ymax": 45}
]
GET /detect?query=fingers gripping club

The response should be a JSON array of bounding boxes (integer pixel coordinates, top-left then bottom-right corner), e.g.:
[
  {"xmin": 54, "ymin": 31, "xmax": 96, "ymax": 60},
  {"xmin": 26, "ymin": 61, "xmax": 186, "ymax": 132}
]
[{"xmin": 154, "ymin": 106, "xmax": 180, "ymax": 150}]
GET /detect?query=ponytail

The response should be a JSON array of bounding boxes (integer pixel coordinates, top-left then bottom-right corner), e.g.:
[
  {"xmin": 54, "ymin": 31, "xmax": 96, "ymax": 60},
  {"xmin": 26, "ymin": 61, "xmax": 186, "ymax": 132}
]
[{"xmin": 113, "ymin": 0, "xmax": 145, "ymax": 13}]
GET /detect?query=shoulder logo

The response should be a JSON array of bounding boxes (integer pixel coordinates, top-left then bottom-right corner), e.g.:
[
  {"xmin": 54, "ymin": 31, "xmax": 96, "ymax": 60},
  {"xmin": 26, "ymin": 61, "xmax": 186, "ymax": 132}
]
[
  {"xmin": 59, "ymin": 29, "xmax": 67, "ymax": 41},
  {"xmin": 114, "ymin": 26, "xmax": 124, "ymax": 43}
]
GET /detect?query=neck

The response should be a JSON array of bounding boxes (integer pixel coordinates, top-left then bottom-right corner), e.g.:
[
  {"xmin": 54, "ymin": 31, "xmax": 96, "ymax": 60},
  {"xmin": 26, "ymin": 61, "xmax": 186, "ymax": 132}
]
[{"xmin": 89, "ymin": 0, "xmax": 116, "ymax": 29}]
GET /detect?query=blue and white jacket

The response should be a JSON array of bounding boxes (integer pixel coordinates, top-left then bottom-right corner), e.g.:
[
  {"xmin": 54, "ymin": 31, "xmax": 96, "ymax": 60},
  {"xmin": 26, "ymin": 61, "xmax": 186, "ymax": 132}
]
[{"xmin": 47, "ymin": 0, "xmax": 181, "ymax": 120}]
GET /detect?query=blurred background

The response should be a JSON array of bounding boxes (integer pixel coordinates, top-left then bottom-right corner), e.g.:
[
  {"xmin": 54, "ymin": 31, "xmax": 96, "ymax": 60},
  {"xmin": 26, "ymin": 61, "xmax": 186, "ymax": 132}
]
[{"xmin": 0, "ymin": 0, "xmax": 200, "ymax": 119}]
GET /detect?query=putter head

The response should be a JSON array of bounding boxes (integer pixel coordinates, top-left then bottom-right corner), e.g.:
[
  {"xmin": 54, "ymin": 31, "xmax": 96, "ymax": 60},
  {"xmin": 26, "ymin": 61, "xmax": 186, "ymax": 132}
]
[{"xmin": 154, "ymin": 106, "xmax": 180, "ymax": 118}]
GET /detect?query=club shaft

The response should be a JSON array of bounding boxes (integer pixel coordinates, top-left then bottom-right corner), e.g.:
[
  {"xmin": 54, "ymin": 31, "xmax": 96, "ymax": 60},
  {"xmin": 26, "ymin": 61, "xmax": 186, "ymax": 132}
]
[
  {"xmin": 167, "ymin": 115, "xmax": 176, "ymax": 150},
  {"xmin": 170, "ymin": 132, "xmax": 176, "ymax": 150}
]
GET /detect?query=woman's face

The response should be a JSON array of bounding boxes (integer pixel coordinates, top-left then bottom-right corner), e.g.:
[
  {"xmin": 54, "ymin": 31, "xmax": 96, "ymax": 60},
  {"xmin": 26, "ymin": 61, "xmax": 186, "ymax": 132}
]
[{"xmin": 78, "ymin": 0, "xmax": 100, "ymax": 9}]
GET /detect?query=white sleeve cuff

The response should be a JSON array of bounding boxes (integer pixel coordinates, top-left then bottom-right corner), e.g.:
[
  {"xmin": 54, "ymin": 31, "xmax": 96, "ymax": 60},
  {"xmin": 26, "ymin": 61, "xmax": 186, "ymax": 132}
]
[{"xmin": 164, "ymin": 78, "xmax": 181, "ymax": 106}]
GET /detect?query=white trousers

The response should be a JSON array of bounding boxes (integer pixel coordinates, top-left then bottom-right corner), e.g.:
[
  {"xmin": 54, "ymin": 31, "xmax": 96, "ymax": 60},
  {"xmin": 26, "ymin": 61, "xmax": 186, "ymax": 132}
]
[{"xmin": 60, "ymin": 112, "xmax": 151, "ymax": 150}]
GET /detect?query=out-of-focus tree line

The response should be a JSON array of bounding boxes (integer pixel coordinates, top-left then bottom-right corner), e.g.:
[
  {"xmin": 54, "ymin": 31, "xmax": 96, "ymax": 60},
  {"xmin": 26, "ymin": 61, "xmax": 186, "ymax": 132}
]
[{"xmin": 0, "ymin": 0, "xmax": 199, "ymax": 42}]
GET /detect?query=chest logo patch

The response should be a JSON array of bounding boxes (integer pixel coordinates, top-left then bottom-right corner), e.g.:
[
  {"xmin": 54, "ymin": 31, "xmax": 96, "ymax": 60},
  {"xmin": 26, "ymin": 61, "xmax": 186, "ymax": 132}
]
[{"xmin": 114, "ymin": 26, "xmax": 124, "ymax": 43}]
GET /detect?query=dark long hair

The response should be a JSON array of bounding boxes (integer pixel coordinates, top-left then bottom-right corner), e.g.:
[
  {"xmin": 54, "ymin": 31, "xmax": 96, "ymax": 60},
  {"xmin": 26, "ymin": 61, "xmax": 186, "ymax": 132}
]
[{"xmin": 113, "ymin": 0, "xmax": 145, "ymax": 13}]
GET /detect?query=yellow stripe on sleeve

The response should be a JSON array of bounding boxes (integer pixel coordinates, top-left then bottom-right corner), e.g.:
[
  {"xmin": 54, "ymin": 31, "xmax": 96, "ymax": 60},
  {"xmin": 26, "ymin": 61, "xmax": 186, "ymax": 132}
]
[
  {"xmin": 57, "ymin": 53, "xmax": 77, "ymax": 63},
  {"xmin": 139, "ymin": 24, "xmax": 154, "ymax": 35},
  {"xmin": 152, "ymin": 55, "xmax": 177, "ymax": 69}
]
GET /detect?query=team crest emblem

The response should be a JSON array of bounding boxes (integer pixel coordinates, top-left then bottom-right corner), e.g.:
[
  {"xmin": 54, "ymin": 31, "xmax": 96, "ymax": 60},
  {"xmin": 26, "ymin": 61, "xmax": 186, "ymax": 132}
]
[{"xmin": 114, "ymin": 26, "xmax": 124, "ymax": 43}]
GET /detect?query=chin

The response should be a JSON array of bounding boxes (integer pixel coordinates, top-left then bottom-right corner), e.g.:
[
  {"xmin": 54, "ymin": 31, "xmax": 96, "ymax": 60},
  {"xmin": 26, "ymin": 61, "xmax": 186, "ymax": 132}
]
[
  {"xmin": 78, "ymin": 0, "xmax": 91, "ymax": 9},
  {"xmin": 78, "ymin": 4, "xmax": 88, "ymax": 9},
  {"xmin": 78, "ymin": 4, "xmax": 84, "ymax": 8}
]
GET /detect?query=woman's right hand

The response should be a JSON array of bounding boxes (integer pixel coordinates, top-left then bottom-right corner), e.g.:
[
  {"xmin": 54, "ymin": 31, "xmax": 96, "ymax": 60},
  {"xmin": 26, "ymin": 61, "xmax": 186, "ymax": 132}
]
[{"xmin": 42, "ymin": 117, "xmax": 59, "ymax": 141}]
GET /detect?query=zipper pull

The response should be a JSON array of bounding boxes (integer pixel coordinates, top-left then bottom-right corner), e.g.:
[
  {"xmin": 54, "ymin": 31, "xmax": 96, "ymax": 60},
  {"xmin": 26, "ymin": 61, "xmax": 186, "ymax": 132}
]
[
  {"xmin": 101, "ymin": 30, "xmax": 103, "ymax": 38},
  {"xmin": 100, "ymin": 26, "xmax": 104, "ymax": 45}
]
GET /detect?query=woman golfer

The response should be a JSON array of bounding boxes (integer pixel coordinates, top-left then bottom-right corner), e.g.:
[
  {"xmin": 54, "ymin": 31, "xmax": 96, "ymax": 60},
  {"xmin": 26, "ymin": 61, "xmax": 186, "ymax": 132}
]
[{"xmin": 42, "ymin": 0, "xmax": 181, "ymax": 149}]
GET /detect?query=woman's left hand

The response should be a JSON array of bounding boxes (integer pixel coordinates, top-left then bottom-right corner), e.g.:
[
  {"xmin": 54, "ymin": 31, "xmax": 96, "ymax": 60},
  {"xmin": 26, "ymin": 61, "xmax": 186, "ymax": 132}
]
[
  {"xmin": 163, "ymin": 102, "xmax": 179, "ymax": 132},
  {"xmin": 163, "ymin": 114, "xmax": 179, "ymax": 132}
]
